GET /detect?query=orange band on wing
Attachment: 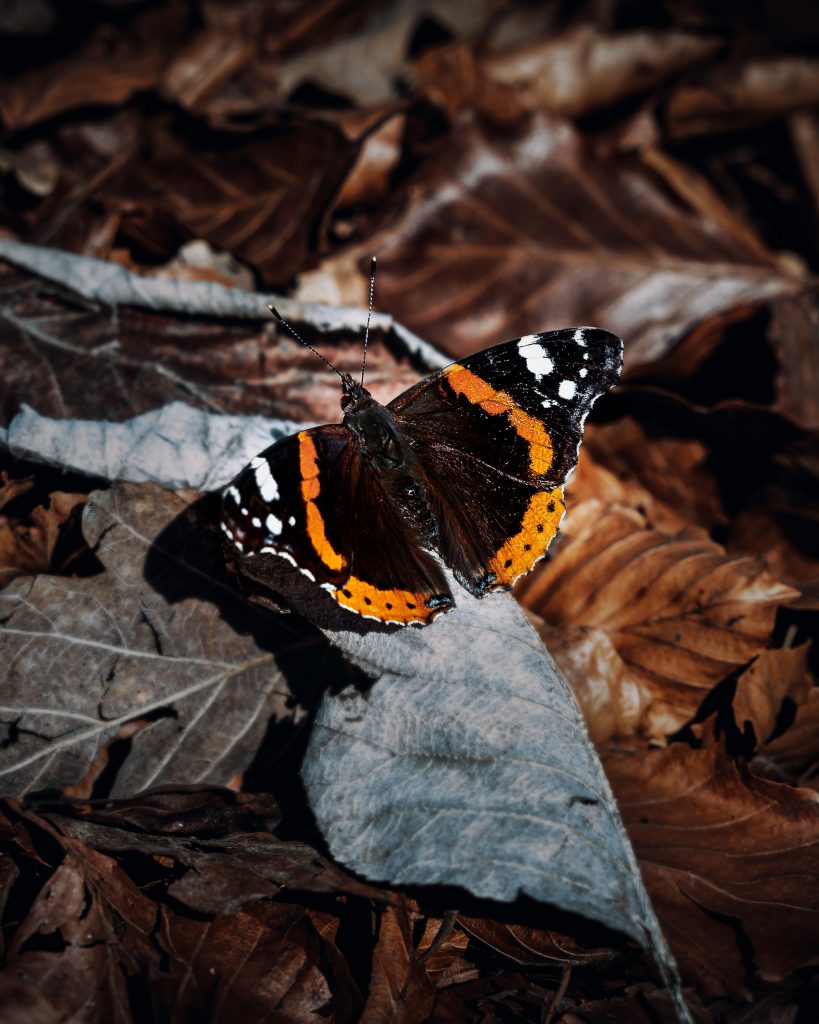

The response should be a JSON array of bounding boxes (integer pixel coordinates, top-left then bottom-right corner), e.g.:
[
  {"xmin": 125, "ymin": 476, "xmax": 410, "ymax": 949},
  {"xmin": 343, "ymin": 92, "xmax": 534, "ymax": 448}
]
[
  {"xmin": 298, "ymin": 431, "xmax": 346, "ymax": 573},
  {"xmin": 444, "ymin": 365, "xmax": 554, "ymax": 475},
  {"xmin": 334, "ymin": 576, "xmax": 451, "ymax": 624},
  {"xmin": 489, "ymin": 486, "xmax": 565, "ymax": 587}
]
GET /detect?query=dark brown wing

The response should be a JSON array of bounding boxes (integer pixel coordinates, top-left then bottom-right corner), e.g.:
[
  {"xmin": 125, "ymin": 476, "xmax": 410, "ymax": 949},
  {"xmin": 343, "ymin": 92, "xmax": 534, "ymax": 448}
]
[
  {"xmin": 221, "ymin": 424, "xmax": 453, "ymax": 625},
  {"xmin": 388, "ymin": 327, "xmax": 623, "ymax": 595}
]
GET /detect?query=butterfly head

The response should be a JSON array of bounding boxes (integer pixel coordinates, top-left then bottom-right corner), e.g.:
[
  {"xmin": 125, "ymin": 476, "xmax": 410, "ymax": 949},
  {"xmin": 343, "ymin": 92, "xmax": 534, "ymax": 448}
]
[{"xmin": 340, "ymin": 373, "xmax": 371, "ymax": 413}]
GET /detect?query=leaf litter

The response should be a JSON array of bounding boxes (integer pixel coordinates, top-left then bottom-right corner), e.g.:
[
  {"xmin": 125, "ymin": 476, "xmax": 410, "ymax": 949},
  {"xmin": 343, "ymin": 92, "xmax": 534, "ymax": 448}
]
[{"xmin": 2, "ymin": 2, "xmax": 819, "ymax": 1021}]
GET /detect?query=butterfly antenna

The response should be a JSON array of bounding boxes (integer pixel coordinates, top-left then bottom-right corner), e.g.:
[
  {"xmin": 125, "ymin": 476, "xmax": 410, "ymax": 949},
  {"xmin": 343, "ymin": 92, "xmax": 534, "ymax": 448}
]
[
  {"xmin": 268, "ymin": 305, "xmax": 344, "ymax": 380},
  {"xmin": 360, "ymin": 256, "xmax": 377, "ymax": 386}
]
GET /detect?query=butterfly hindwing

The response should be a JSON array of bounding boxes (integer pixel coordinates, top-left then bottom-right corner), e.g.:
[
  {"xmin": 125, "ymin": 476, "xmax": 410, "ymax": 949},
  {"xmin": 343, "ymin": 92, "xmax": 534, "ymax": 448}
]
[
  {"xmin": 222, "ymin": 424, "xmax": 454, "ymax": 625},
  {"xmin": 388, "ymin": 327, "xmax": 622, "ymax": 594}
]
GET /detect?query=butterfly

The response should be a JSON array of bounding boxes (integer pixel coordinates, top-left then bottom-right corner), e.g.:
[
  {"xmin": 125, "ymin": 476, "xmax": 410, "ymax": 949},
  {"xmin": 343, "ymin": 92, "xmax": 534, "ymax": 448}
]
[{"xmin": 221, "ymin": 260, "xmax": 622, "ymax": 625}]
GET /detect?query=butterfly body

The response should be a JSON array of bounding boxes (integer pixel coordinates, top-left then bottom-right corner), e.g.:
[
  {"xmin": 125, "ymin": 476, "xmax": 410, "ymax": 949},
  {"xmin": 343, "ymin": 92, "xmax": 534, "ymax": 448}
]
[{"xmin": 221, "ymin": 327, "xmax": 623, "ymax": 625}]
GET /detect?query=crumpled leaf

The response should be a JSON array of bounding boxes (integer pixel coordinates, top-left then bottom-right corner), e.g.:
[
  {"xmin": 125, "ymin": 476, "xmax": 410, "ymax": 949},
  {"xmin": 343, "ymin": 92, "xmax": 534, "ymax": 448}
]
[
  {"xmin": 3, "ymin": 402, "xmax": 301, "ymax": 491},
  {"xmin": 520, "ymin": 501, "xmax": 798, "ymax": 737},
  {"xmin": 0, "ymin": 482, "xmax": 326, "ymax": 796},
  {"xmin": 0, "ymin": 798, "xmax": 358, "ymax": 1023},
  {"xmin": 38, "ymin": 787, "xmax": 384, "ymax": 914},
  {"xmin": 359, "ymin": 113, "xmax": 806, "ymax": 370},
  {"xmin": 0, "ymin": 239, "xmax": 445, "ymax": 425},
  {"xmin": 607, "ymin": 743, "xmax": 819, "ymax": 998}
]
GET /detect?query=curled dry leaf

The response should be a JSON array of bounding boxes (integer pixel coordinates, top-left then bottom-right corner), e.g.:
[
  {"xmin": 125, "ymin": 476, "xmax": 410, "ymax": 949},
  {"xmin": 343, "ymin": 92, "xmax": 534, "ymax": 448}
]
[
  {"xmin": 0, "ymin": 482, "xmax": 327, "ymax": 797},
  {"xmin": 519, "ymin": 501, "xmax": 798, "ymax": 738},
  {"xmin": 364, "ymin": 113, "xmax": 805, "ymax": 369},
  {"xmin": 731, "ymin": 644, "xmax": 813, "ymax": 748},
  {"xmin": 607, "ymin": 744, "xmax": 819, "ymax": 998},
  {"xmin": 0, "ymin": 490, "xmax": 85, "ymax": 590},
  {"xmin": 459, "ymin": 916, "xmax": 616, "ymax": 968},
  {"xmin": 753, "ymin": 688, "xmax": 819, "ymax": 791},
  {"xmin": 666, "ymin": 55, "xmax": 819, "ymax": 139},
  {"xmin": 483, "ymin": 26, "xmax": 722, "ymax": 119},
  {"xmin": 360, "ymin": 901, "xmax": 436, "ymax": 1024}
]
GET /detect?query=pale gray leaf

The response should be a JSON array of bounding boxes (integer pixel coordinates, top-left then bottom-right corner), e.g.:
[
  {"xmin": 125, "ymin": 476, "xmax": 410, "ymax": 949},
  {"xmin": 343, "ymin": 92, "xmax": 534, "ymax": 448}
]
[
  {"xmin": 0, "ymin": 482, "xmax": 320, "ymax": 796},
  {"xmin": 296, "ymin": 579, "xmax": 693, "ymax": 1023},
  {"xmin": 0, "ymin": 237, "xmax": 447, "ymax": 369},
  {"xmin": 5, "ymin": 400, "xmax": 302, "ymax": 489}
]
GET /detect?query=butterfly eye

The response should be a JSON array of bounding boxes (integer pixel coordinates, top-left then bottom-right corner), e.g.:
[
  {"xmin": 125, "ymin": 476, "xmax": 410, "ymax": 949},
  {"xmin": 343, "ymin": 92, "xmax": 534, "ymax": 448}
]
[{"xmin": 341, "ymin": 393, "xmax": 352, "ymax": 410}]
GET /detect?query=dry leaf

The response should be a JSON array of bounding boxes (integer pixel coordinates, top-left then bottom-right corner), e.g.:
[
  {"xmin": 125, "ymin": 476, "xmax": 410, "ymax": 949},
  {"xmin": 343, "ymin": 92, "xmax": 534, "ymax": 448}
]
[
  {"xmin": 520, "ymin": 502, "xmax": 798, "ymax": 737},
  {"xmin": 732, "ymin": 644, "xmax": 813, "ymax": 748},
  {"xmin": 608, "ymin": 744, "xmax": 819, "ymax": 998},
  {"xmin": 361, "ymin": 114, "xmax": 804, "ymax": 369},
  {"xmin": 0, "ymin": 483, "xmax": 326, "ymax": 796},
  {"xmin": 483, "ymin": 26, "xmax": 722, "ymax": 119}
]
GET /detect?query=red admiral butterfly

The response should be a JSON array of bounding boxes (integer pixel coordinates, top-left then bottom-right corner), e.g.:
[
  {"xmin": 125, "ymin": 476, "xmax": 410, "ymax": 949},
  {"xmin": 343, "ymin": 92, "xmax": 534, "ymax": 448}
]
[{"xmin": 221, "ymin": 260, "xmax": 622, "ymax": 625}]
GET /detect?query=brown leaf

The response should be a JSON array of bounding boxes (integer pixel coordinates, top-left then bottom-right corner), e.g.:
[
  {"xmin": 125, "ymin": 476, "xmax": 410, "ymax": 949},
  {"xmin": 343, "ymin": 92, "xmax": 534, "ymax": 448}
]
[
  {"xmin": 44, "ymin": 786, "xmax": 384, "ymax": 914},
  {"xmin": 0, "ymin": 797, "xmax": 364, "ymax": 1023},
  {"xmin": 0, "ymin": 8, "xmax": 185, "ymax": 134},
  {"xmin": 1, "ymin": 803, "xmax": 159, "ymax": 1021},
  {"xmin": 156, "ymin": 901, "xmax": 354, "ymax": 1023},
  {"xmin": 534, "ymin": 622, "xmax": 653, "ymax": 746},
  {"xmin": 482, "ymin": 26, "xmax": 722, "ymax": 119},
  {"xmin": 732, "ymin": 644, "xmax": 814, "ymax": 748},
  {"xmin": 520, "ymin": 501, "xmax": 798, "ymax": 737},
  {"xmin": 666, "ymin": 55, "xmax": 819, "ymax": 139},
  {"xmin": 362, "ymin": 114, "xmax": 805, "ymax": 369},
  {"xmin": 459, "ymin": 917, "xmax": 616, "ymax": 968},
  {"xmin": 360, "ymin": 901, "xmax": 436, "ymax": 1024},
  {"xmin": 108, "ymin": 118, "xmax": 357, "ymax": 284},
  {"xmin": 583, "ymin": 420, "xmax": 725, "ymax": 533},
  {"xmin": 607, "ymin": 745, "xmax": 819, "ymax": 998},
  {"xmin": 160, "ymin": 28, "xmax": 255, "ymax": 112},
  {"xmin": 558, "ymin": 984, "xmax": 709, "ymax": 1024},
  {"xmin": 0, "ymin": 491, "xmax": 85, "ymax": 589},
  {"xmin": 753, "ymin": 688, "xmax": 819, "ymax": 791},
  {"xmin": 334, "ymin": 113, "xmax": 407, "ymax": 210}
]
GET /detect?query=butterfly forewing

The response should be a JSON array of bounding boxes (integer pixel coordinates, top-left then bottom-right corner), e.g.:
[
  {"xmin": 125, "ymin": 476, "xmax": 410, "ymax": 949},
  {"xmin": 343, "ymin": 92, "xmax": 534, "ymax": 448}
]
[
  {"xmin": 222, "ymin": 424, "xmax": 454, "ymax": 625},
  {"xmin": 387, "ymin": 327, "xmax": 622, "ymax": 594}
]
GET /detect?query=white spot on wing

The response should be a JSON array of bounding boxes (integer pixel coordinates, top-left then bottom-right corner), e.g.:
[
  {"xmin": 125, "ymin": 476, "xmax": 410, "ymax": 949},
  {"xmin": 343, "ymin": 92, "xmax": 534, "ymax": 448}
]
[
  {"xmin": 579, "ymin": 367, "xmax": 588, "ymax": 377},
  {"xmin": 254, "ymin": 460, "xmax": 279, "ymax": 502},
  {"xmin": 251, "ymin": 517, "xmax": 261, "ymax": 528},
  {"xmin": 573, "ymin": 328, "xmax": 587, "ymax": 347},
  {"xmin": 266, "ymin": 512, "xmax": 283, "ymax": 536},
  {"xmin": 541, "ymin": 397, "xmax": 555, "ymax": 408},
  {"xmin": 288, "ymin": 516, "xmax": 296, "ymax": 527},
  {"xmin": 517, "ymin": 337, "xmax": 553, "ymax": 378},
  {"xmin": 226, "ymin": 485, "xmax": 241, "ymax": 504},
  {"xmin": 558, "ymin": 379, "xmax": 577, "ymax": 400}
]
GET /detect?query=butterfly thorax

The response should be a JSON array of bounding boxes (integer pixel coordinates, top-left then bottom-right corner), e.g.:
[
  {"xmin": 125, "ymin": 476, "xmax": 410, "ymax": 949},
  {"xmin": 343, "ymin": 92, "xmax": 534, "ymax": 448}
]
[
  {"xmin": 340, "ymin": 376, "xmax": 439, "ymax": 543},
  {"xmin": 341, "ymin": 378, "xmax": 403, "ymax": 471}
]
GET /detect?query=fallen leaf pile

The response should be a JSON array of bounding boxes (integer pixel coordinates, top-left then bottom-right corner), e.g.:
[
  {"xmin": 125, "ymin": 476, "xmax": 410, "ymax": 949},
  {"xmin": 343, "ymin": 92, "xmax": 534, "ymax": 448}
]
[{"xmin": 1, "ymin": 2, "xmax": 819, "ymax": 1021}]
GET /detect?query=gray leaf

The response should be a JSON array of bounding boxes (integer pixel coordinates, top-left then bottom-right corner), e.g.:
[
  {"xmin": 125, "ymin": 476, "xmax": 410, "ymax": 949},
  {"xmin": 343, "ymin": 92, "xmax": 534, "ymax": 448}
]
[
  {"xmin": 0, "ymin": 482, "xmax": 320, "ymax": 796},
  {"xmin": 297, "ymin": 580, "xmax": 693, "ymax": 1023},
  {"xmin": 4, "ymin": 401, "xmax": 303, "ymax": 489}
]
